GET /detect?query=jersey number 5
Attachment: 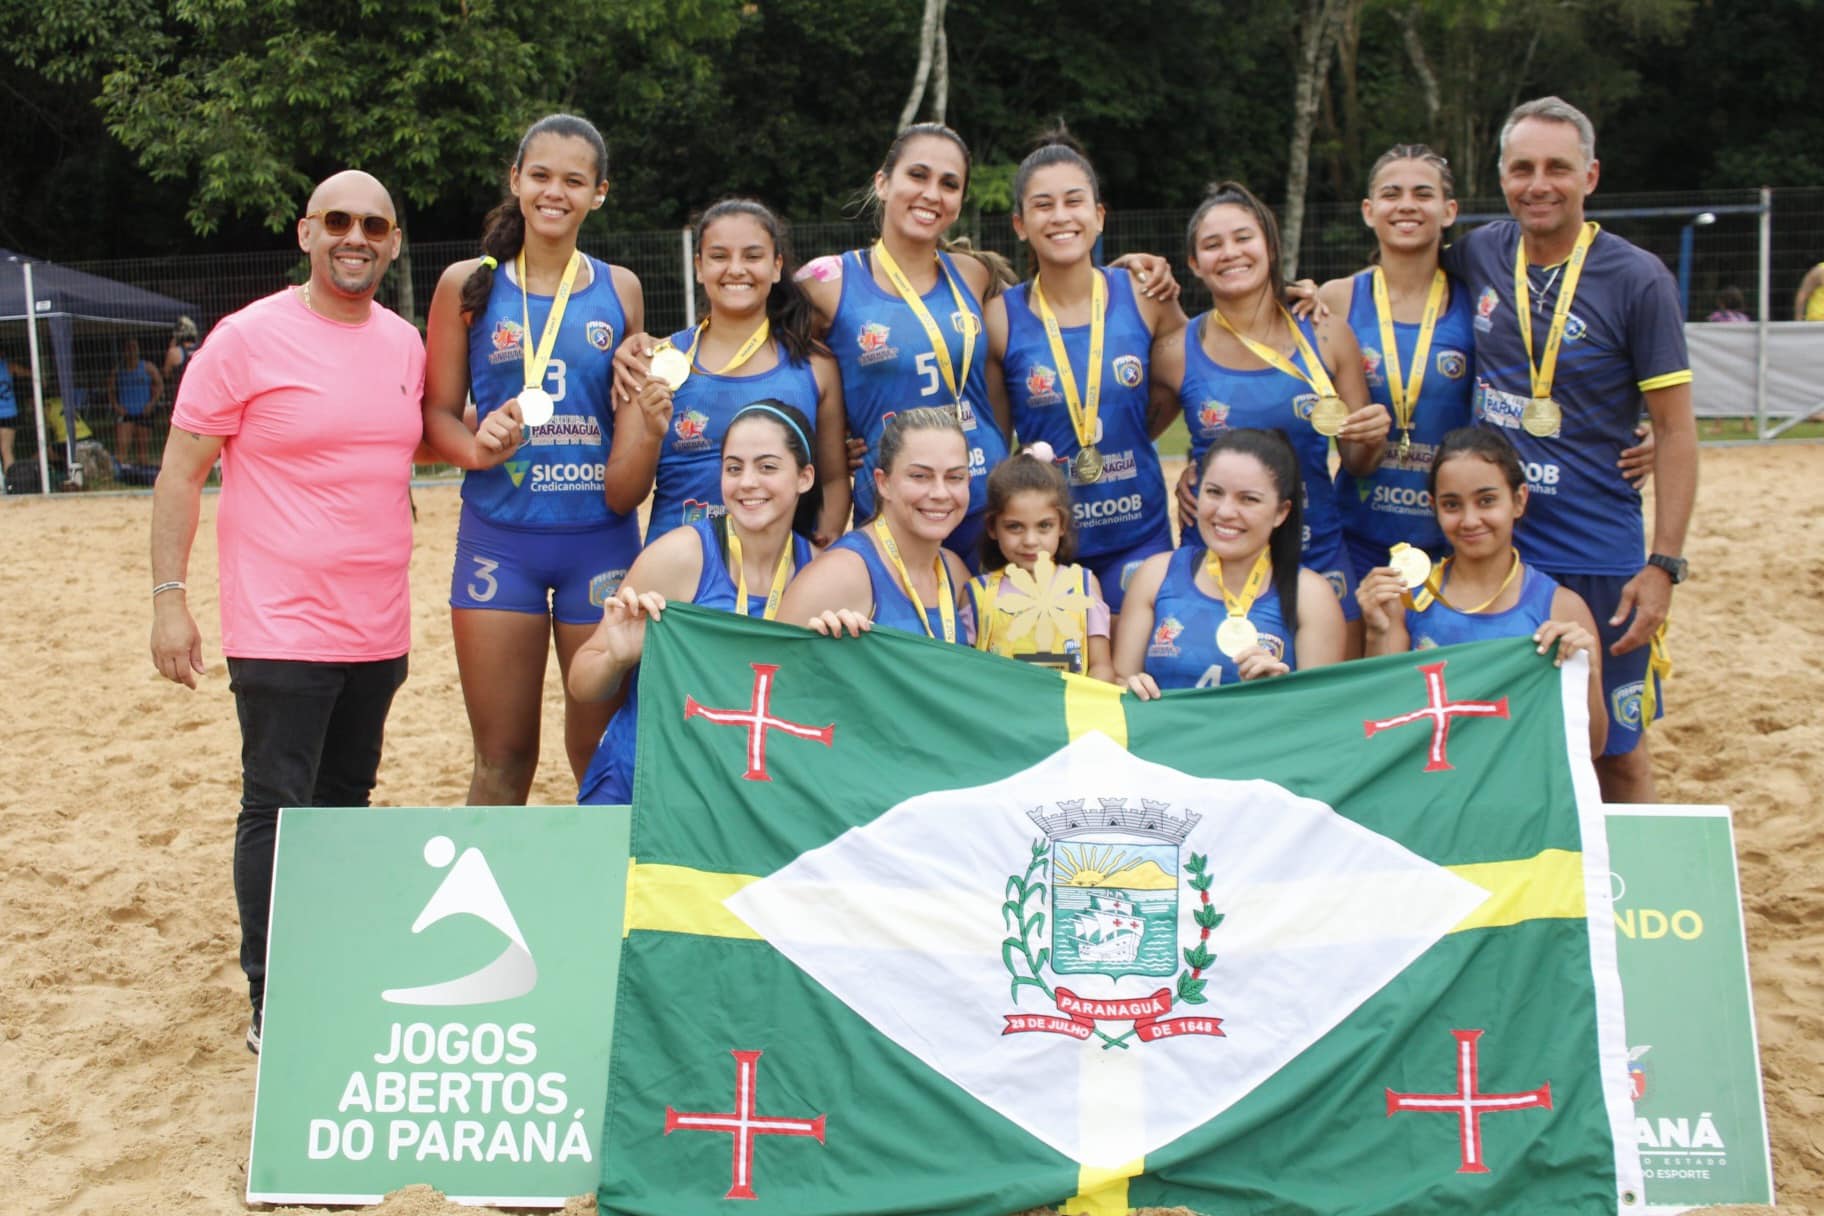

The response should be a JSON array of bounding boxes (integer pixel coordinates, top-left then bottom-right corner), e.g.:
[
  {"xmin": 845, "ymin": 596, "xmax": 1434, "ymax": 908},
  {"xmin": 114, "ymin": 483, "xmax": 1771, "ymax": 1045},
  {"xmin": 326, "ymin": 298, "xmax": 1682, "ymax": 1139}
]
[{"xmin": 915, "ymin": 350, "xmax": 940, "ymax": 398}]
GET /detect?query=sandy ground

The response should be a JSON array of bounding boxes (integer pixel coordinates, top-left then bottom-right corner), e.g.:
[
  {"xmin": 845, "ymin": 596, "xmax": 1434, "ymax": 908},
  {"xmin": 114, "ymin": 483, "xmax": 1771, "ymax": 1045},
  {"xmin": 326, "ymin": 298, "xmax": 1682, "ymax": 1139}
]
[{"xmin": 1, "ymin": 445, "xmax": 1819, "ymax": 1215}]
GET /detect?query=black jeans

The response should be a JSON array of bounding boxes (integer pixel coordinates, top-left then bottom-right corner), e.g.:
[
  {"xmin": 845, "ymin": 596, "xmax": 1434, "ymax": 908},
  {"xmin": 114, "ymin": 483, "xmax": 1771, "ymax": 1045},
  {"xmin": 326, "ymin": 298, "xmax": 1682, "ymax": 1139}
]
[{"xmin": 228, "ymin": 654, "xmax": 409, "ymax": 1012}]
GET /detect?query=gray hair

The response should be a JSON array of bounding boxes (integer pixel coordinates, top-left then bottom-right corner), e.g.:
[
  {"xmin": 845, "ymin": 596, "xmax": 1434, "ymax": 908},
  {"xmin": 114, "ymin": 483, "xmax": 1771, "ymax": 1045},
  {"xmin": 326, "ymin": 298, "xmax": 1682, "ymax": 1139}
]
[{"xmin": 1498, "ymin": 96, "xmax": 1596, "ymax": 167}]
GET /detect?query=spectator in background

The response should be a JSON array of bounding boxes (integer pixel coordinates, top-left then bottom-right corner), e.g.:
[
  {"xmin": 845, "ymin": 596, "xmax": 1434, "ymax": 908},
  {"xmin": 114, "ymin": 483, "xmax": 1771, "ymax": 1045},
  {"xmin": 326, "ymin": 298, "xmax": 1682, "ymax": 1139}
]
[
  {"xmin": 0, "ymin": 356, "xmax": 19, "ymax": 477},
  {"xmin": 109, "ymin": 336, "xmax": 163, "ymax": 469},
  {"xmin": 1707, "ymin": 287, "xmax": 1751, "ymax": 323},
  {"xmin": 164, "ymin": 316, "xmax": 200, "ymax": 401},
  {"xmin": 1794, "ymin": 261, "xmax": 1824, "ymax": 321}
]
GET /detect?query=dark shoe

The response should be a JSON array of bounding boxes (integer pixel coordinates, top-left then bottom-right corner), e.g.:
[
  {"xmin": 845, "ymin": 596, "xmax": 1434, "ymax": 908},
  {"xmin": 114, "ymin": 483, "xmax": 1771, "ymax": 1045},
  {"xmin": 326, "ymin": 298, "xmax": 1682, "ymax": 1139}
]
[{"xmin": 246, "ymin": 1010, "xmax": 262, "ymax": 1055}]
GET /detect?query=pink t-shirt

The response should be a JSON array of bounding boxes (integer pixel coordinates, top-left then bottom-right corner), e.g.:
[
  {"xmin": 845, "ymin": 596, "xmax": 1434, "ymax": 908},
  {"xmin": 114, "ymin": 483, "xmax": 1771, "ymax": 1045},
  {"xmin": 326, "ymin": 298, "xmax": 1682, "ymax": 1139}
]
[{"xmin": 174, "ymin": 289, "xmax": 426, "ymax": 661}]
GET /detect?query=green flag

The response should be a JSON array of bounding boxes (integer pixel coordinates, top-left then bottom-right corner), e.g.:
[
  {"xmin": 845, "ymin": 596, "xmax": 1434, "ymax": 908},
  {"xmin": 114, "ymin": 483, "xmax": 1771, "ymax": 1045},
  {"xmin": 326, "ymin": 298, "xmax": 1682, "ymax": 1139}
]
[{"xmin": 600, "ymin": 605, "xmax": 1639, "ymax": 1215}]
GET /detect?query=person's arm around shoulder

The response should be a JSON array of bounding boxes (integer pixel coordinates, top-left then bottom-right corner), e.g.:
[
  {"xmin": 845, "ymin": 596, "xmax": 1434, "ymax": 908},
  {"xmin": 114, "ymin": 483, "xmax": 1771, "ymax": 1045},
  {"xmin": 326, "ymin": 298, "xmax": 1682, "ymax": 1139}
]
[
  {"xmin": 1537, "ymin": 584, "xmax": 1607, "ymax": 757},
  {"xmin": 149, "ymin": 426, "xmax": 228, "ymax": 688},
  {"xmin": 567, "ymin": 525, "xmax": 703, "ymax": 702},
  {"xmin": 1292, "ymin": 567, "xmax": 1347, "ymax": 669},
  {"xmin": 1111, "ymin": 550, "xmax": 1170, "ymax": 699},
  {"xmin": 779, "ymin": 544, "xmax": 874, "ymax": 637},
  {"xmin": 794, "ymin": 255, "xmax": 844, "ymax": 337},
  {"xmin": 1130, "ymin": 266, "xmax": 1189, "ymax": 342}
]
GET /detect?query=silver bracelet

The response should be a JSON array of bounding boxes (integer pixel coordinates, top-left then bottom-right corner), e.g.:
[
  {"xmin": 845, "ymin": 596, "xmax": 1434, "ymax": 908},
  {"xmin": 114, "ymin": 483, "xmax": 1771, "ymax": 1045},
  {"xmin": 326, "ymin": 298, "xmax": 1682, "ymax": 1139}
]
[{"xmin": 152, "ymin": 581, "xmax": 187, "ymax": 597}]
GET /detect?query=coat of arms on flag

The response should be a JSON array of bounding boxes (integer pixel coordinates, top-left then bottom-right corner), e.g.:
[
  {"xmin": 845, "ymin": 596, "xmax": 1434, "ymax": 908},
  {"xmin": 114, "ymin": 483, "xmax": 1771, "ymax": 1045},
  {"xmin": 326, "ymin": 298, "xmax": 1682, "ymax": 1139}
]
[{"xmin": 601, "ymin": 605, "xmax": 1643, "ymax": 1215}]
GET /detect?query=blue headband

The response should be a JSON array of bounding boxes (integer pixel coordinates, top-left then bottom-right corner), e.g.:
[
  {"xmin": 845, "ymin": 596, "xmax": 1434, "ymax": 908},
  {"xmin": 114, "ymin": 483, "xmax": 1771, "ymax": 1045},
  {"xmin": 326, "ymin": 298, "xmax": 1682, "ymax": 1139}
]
[{"xmin": 730, "ymin": 403, "xmax": 813, "ymax": 462}]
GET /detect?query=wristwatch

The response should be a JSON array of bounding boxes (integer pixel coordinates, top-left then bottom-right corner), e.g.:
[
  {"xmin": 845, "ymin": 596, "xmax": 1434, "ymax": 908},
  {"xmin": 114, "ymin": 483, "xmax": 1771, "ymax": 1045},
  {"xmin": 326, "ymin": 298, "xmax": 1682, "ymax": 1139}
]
[{"xmin": 1646, "ymin": 554, "xmax": 1688, "ymax": 584}]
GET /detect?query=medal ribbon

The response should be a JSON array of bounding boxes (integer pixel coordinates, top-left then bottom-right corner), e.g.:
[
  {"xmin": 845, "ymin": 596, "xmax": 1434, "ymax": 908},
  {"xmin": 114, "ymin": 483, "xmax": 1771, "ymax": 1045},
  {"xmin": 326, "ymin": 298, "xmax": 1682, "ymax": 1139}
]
[
  {"xmin": 1513, "ymin": 221, "xmax": 1599, "ymax": 401},
  {"xmin": 872, "ymin": 519, "xmax": 956, "ymax": 642},
  {"xmin": 1371, "ymin": 267, "xmax": 1447, "ymax": 441},
  {"xmin": 1423, "ymin": 548, "xmax": 1522, "ymax": 614},
  {"xmin": 1031, "ymin": 270, "xmax": 1106, "ymax": 456},
  {"xmin": 683, "ymin": 317, "xmax": 772, "ymax": 375},
  {"xmin": 872, "ymin": 240, "xmax": 977, "ymax": 408},
  {"xmin": 1203, "ymin": 548, "xmax": 1273, "ymax": 622},
  {"xmin": 1213, "ymin": 305, "xmax": 1340, "ymax": 400},
  {"xmin": 726, "ymin": 524, "xmax": 794, "ymax": 621},
  {"xmin": 516, "ymin": 249, "xmax": 583, "ymax": 393}
]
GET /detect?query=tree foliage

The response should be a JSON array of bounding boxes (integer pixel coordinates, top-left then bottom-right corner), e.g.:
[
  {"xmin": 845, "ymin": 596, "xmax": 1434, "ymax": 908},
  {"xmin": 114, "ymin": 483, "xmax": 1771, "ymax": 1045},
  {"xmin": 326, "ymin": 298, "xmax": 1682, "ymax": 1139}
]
[{"xmin": 0, "ymin": 0, "xmax": 1799, "ymax": 266}]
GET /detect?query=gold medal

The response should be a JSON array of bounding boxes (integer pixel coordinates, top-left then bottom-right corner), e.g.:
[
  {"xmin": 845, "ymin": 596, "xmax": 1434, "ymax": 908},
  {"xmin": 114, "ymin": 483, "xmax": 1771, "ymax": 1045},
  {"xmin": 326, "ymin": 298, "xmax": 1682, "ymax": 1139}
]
[
  {"xmin": 1388, "ymin": 542, "xmax": 1432, "ymax": 590},
  {"xmin": 1310, "ymin": 395, "xmax": 1349, "ymax": 437},
  {"xmin": 649, "ymin": 343, "xmax": 692, "ymax": 391},
  {"xmin": 1216, "ymin": 615, "xmax": 1259, "ymax": 658},
  {"xmin": 1521, "ymin": 396, "xmax": 1561, "ymax": 437},
  {"xmin": 1071, "ymin": 444, "xmax": 1104, "ymax": 484}
]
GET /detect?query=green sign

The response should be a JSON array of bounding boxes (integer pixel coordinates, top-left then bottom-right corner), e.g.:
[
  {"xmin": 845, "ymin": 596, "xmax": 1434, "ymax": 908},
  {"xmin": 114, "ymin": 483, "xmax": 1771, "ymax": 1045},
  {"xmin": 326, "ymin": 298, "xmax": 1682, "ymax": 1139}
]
[
  {"xmin": 1606, "ymin": 805, "xmax": 1774, "ymax": 1212},
  {"xmin": 248, "ymin": 805, "xmax": 631, "ymax": 1206}
]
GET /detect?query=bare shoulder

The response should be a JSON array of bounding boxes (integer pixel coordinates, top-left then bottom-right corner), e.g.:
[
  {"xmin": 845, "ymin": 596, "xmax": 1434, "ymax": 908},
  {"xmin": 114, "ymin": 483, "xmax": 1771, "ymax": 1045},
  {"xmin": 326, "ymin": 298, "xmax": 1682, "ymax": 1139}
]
[{"xmin": 1316, "ymin": 275, "xmax": 1355, "ymax": 313}]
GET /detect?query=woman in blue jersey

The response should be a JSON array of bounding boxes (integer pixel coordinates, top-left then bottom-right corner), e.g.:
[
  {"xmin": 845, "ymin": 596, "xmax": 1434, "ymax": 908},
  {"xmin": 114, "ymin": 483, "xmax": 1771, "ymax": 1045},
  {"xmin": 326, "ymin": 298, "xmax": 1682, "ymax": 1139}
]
[
  {"xmin": 1115, "ymin": 428, "xmax": 1344, "ymax": 696},
  {"xmin": 779, "ymin": 406, "xmax": 972, "ymax": 640},
  {"xmin": 1152, "ymin": 181, "xmax": 1389, "ymax": 651},
  {"xmin": 423, "ymin": 113, "xmax": 667, "ymax": 805},
  {"xmin": 109, "ymin": 336, "xmax": 163, "ymax": 468},
  {"xmin": 1318, "ymin": 146, "xmax": 1475, "ymax": 588},
  {"xmin": 570, "ymin": 401, "xmax": 821, "ymax": 803},
  {"xmin": 638, "ymin": 198, "xmax": 850, "ymax": 545},
  {"xmin": 1358, "ymin": 426, "xmax": 1606, "ymax": 756},
  {"xmin": 789, "ymin": 123, "xmax": 1007, "ymax": 568},
  {"xmin": 986, "ymin": 131, "xmax": 1186, "ymax": 615}
]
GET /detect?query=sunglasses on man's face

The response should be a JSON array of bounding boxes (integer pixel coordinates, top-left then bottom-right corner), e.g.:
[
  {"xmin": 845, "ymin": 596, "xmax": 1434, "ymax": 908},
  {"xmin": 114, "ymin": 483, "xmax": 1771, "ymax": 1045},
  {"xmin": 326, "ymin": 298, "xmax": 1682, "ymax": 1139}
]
[{"xmin": 305, "ymin": 209, "xmax": 396, "ymax": 241}]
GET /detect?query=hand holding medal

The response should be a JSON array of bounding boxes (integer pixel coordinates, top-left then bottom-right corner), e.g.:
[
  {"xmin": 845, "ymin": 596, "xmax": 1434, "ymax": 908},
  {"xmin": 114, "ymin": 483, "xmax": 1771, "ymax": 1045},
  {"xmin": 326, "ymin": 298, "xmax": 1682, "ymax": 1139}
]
[{"xmin": 1214, "ymin": 306, "xmax": 1353, "ymax": 438}]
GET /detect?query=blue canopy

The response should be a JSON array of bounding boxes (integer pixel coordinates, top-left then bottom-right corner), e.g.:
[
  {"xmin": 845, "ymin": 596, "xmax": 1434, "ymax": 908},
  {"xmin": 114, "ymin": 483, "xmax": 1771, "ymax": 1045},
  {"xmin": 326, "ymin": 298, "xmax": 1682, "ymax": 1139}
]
[{"xmin": 1, "ymin": 250, "xmax": 199, "ymax": 482}]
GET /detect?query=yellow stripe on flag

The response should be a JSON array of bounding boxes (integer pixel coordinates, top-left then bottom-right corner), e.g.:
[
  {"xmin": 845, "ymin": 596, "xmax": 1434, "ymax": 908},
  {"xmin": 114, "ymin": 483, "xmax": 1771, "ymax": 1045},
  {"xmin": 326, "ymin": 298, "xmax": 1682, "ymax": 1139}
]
[
  {"xmin": 1445, "ymin": 848, "xmax": 1585, "ymax": 933},
  {"xmin": 1064, "ymin": 673, "xmax": 1127, "ymax": 748},
  {"xmin": 1061, "ymin": 1158, "xmax": 1144, "ymax": 1216},
  {"xmin": 626, "ymin": 861, "xmax": 761, "ymax": 939}
]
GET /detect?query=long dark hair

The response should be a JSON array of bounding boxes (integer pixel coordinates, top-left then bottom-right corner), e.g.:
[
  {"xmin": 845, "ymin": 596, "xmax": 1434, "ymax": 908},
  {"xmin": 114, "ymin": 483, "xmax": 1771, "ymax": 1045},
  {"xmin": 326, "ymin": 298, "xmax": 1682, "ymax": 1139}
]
[
  {"xmin": 722, "ymin": 399, "xmax": 822, "ymax": 539},
  {"xmin": 979, "ymin": 449, "xmax": 1077, "ymax": 571},
  {"xmin": 1196, "ymin": 427, "xmax": 1303, "ymax": 622},
  {"xmin": 1185, "ymin": 181, "xmax": 1286, "ymax": 306},
  {"xmin": 459, "ymin": 114, "xmax": 609, "ymax": 318},
  {"xmin": 693, "ymin": 198, "xmax": 819, "ymax": 364}
]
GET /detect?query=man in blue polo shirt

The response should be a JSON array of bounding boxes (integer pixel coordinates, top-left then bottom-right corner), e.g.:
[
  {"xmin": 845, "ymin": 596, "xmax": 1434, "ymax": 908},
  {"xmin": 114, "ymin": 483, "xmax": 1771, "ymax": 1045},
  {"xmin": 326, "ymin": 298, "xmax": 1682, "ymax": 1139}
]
[{"xmin": 1444, "ymin": 96, "xmax": 1698, "ymax": 804}]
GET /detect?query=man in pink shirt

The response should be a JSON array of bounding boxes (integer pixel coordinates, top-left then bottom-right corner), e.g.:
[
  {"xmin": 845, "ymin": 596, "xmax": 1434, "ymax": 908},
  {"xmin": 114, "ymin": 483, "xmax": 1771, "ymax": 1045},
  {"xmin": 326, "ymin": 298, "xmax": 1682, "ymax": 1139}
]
[{"xmin": 149, "ymin": 170, "xmax": 427, "ymax": 1055}]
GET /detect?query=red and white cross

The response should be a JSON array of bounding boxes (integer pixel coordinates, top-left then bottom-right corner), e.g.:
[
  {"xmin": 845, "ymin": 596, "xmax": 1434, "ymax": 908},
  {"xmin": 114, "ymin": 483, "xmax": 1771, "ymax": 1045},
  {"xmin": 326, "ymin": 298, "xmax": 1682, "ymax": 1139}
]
[
  {"xmin": 1363, "ymin": 660, "xmax": 1510, "ymax": 773},
  {"xmin": 1385, "ymin": 1028, "xmax": 1553, "ymax": 1173},
  {"xmin": 664, "ymin": 1049, "xmax": 827, "ymax": 1200},
  {"xmin": 684, "ymin": 662, "xmax": 835, "ymax": 782}
]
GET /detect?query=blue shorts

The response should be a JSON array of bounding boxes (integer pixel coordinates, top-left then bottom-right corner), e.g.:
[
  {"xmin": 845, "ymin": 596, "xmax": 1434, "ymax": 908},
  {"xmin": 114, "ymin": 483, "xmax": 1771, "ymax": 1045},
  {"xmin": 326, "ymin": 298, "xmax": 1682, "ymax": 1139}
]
[
  {"xmin": 1083, "ymin": 528, "xmax": 1173, "ymax": 615},
  {"xmin": 1548, "ymin": 570, "xmax": 1665, "ymax": 757},
  {"xmin": 449, "ymin": 503, "xmax": 641, "ymax": 625}
]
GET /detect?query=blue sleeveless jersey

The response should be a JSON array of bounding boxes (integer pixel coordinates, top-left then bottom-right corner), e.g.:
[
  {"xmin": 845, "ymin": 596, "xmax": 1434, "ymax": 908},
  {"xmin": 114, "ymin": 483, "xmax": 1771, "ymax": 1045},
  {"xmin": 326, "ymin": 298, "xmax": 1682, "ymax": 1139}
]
[
  {"xmin": 1177, "ymin": 313, "xmax": 1348, "ymax": 578},
  {"xmin": 464, "ymin": 255, "xmax": 632, "ymax": 529},
  {"xmin": 1142, "ymin": 546, "xmax": 1296, "ymax": 690},
  {"xmin": 1002, "ymin": 270, "xmax": 1171, "ymax": 561},
  {"xmin": 827, "ymin": 249, "xmax": 1008, "ymax": 529},
  {"xmin": 1334, "ymin": 270, "xmax": 1476, "ymax": 555},
  {"xmin": 647, "ymin": 329, "xmax": 820, "ymax": 541},
  {"xmin": 116, "ymin": 363, "xmax": 155, "ymax": 414},
  {"xmin": 1405, "ymin": 562, "xmax": 1559, "ymax": 651},
  {"xmin": 828, "ymin": 530, "xmax": 956, "ymax": 639},
  {"xmin": 579, "ymin": 519, "xmax": 814, "ymax": 803}
]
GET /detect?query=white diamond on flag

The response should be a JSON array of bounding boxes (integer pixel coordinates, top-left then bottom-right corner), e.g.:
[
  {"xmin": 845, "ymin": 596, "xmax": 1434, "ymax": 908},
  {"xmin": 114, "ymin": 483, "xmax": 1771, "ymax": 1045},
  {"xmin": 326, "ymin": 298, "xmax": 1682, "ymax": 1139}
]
[{"xmin": 724, "ymin": 732, "xmax": 1491, "ymax": 1167}]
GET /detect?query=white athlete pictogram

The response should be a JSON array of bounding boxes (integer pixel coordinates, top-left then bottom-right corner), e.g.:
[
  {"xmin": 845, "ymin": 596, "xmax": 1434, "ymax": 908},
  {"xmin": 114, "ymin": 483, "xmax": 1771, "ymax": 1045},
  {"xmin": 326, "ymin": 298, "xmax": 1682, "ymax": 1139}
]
[{"xmin": 381, "ymin": 835, "xmax": 537, "ymax": 1006}]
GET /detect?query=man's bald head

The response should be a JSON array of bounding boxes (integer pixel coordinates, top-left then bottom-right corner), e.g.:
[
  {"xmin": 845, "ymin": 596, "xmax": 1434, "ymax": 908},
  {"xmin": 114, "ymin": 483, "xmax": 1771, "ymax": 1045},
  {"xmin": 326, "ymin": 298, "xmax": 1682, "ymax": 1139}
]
[{"xmin": 306, "ymin": 169, "xmax": 397, "ymax": 220}]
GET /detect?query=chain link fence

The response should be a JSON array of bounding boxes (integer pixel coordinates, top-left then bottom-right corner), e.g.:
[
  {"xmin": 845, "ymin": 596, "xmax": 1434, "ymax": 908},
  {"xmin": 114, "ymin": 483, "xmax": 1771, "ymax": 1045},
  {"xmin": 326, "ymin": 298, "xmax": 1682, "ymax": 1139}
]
[{"xmin": 5, "ymin": 187, "xmax": 1820, "ymax": 493}]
